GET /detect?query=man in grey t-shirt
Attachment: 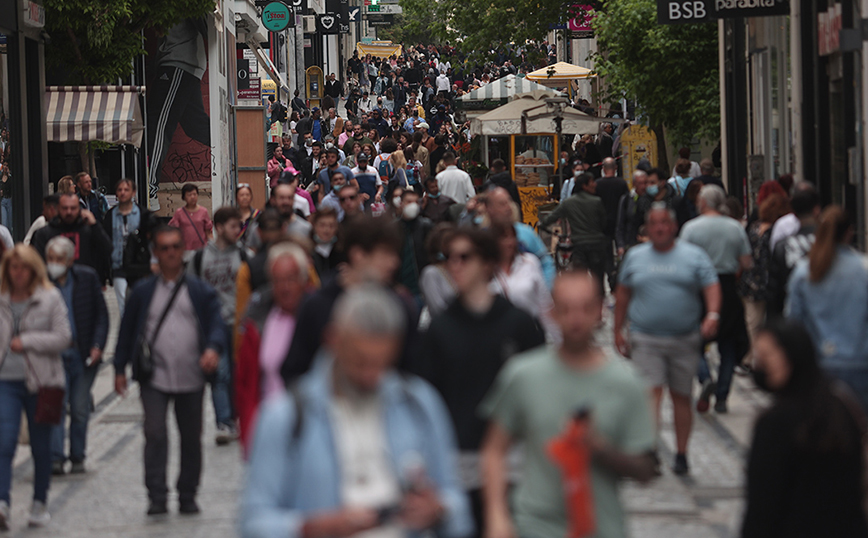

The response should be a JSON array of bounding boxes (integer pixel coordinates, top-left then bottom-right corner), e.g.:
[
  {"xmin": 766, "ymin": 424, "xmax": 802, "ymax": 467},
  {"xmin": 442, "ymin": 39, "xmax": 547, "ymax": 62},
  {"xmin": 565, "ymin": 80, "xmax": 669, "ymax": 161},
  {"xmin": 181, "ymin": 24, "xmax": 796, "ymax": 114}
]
[
  {"xmin": 679, "ymin": 185, "xmax": 752, "ymax": 416},
  {"xmin": 614, "ymin": 204, "xmax": 721, "ymax": 475}
]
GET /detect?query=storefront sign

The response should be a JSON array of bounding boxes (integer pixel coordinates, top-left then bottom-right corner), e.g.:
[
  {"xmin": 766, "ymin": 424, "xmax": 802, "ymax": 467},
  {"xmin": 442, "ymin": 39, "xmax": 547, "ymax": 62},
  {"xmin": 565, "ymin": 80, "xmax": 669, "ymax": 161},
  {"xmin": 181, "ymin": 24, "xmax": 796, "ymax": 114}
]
[
  {"xmin": 238, "ymin": 77, "xmax": 261, "ymax": 100},
  {"xmin": 261, "ymin": 1, "xmax": 292, "ymax": 32},
  {"xmin": 657, "ymin": 0, "xmax": 787, "ymax": 23},
  {"xmin": 818, "ymin": 4, "xmax": 842, "ymax": 56},
  {"xmin": 317, "ymin": 13, "xmax": 340, "ymax": 34},
  {"xmin": 657, "ymin": 0, "xmax": 712, "ymax": 24},
  {"xmin": 567, "ymin": 4, "xmax": 596, "ymax": 38},
  {"xmin": 23, "ymin": 0, "xmax": 45, "ymax": 28}
]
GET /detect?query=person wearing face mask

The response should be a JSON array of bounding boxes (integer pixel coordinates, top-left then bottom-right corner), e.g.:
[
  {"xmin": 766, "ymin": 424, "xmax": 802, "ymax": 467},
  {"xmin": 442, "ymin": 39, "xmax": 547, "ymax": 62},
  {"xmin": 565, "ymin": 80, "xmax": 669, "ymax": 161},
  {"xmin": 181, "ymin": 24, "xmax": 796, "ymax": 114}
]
[
  {"xmin": 741, "ymin": 319, "xmax": 868, "ymax": 538},
  {"xmin": 350, "ymin": 153, "xmax": 382, "ymax": 211},
  {"xmin": 44, "ymin": 236, "xmax": 108, "ymax": 477},
  {"xmin": 319, "ymin": 172, "xmax": 362, "ymax": 222},
  {"xmin": 309, "ymin": 208, "xmax": 343, "ymax": 281},
  {"xmin": 396, "ymin": 190, "xmax": 434, "ymax": 304},
  {"xmin": 421, "ymin": 177, "xmax": 456, "ymax": 223},
  {"xmin": 637, "ymin": 167, "xmax": 678, "ymax": 217}
]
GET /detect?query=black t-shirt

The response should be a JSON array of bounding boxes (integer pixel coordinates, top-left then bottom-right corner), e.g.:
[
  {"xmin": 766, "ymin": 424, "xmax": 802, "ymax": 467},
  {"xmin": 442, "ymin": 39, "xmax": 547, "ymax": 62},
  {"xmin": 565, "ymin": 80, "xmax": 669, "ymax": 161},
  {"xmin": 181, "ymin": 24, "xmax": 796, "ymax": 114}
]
[{"xmin": 414, "ymin": 296, "xmax": 545, "ymax": 450}]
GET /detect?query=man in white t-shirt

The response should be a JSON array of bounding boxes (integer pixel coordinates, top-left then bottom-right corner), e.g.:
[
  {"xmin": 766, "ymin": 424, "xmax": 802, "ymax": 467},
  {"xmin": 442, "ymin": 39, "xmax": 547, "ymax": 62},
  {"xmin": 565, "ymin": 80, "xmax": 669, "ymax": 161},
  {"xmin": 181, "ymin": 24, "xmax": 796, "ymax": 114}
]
[{"xmin": 435, "ymin": 153, "xmax": 475, "ymax": 203}]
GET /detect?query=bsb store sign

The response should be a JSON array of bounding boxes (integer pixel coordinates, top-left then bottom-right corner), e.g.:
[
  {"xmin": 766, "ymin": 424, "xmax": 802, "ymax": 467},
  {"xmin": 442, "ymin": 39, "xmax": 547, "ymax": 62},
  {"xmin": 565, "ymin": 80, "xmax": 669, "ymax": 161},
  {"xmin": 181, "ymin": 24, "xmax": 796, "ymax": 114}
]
[{"xmin": 658, "ymin": 0, "xmax": 788, "ymax": 24}]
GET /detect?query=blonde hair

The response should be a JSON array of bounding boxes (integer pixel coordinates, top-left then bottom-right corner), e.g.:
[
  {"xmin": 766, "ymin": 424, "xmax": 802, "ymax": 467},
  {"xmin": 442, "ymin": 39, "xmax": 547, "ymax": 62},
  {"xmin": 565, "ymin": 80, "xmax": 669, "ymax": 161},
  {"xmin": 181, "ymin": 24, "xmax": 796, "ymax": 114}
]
[
  {"xmin": 1, "ymin": 245, "xmax": 52, "ymax": 294},
  {"xmin": 57, "ymin": 176, "xmax": 75, "ymax": 194},
  {"xmin": 390, "ymin": 150, "xmax": 407, "ymax": 169}
]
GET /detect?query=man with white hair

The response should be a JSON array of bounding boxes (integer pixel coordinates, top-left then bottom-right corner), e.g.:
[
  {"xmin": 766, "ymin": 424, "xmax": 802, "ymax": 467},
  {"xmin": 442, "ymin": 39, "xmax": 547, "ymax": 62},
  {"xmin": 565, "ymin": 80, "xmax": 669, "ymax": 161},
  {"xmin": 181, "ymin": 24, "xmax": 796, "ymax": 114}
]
[
  {"xmin": 44, "ymin": 236, "xmax": 109, "ymax": 476},
  {"xmin": 241, "ymin": 285, "xmax": 473, "ymax": 538},
  {"xmin": 235, "ymin": 241, "xmax": 310, "ymax": 455},
  {"xmin": 679, "ymin": 185, "xmax": 752, "ymax": 415}
]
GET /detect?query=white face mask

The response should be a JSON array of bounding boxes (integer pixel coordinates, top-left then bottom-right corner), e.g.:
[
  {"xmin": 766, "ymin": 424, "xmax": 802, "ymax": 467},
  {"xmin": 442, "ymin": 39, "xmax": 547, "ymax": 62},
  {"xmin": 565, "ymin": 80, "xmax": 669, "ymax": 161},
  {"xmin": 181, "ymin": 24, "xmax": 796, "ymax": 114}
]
[
  {"xmin": 402, "ymin": 202, "xmax": 420, "ymax": 220},
  {"xmin": 392, "ymin": 196, "xmax": 402, "ymax": 208},
  {"xmin": 47, "ymin": 262, "xmax": 67, "ymax": 280}
]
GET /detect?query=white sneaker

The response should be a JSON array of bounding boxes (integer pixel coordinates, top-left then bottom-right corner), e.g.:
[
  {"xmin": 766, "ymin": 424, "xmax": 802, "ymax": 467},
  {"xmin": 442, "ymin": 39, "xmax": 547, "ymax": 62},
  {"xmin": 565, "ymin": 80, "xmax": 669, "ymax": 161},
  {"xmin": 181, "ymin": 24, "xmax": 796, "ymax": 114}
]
[
  {"xmin": 0, "ymin": 500, "xmax": 9, "ymax": 531},
  {"xmin": 148, "ymin": 195, "xmax": 161, "ymax": 212},
  {"xmin": 28, "ymin": 500, "xmax": 49, "ymax": 528},
  {"xmin": 215, "ymin": 423, "xmax": 239, "ymax": 446}
]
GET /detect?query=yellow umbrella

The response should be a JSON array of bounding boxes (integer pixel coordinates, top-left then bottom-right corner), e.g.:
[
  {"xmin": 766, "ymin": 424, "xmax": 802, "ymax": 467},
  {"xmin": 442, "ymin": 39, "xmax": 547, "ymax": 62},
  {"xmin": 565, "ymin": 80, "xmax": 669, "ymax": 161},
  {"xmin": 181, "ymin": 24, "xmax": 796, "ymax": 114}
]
[{"xmin": 526, "ymin": 62, "xmax": 595, "ymax": 98}]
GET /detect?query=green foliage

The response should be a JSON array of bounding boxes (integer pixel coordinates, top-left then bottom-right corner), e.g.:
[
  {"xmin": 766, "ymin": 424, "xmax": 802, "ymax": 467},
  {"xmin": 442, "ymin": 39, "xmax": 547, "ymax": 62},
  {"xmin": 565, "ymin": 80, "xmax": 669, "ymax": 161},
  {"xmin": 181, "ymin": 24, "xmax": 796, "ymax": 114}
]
[
  {"xmin": 43, "ymin": 0, "xmax": 216, "ymax": 84},
  {"xmin": 591, "ymin": 0, "xmax": 719, "ymax": 146},
  {"xmin": 377, "ymin": 14, "xmax": 442, "ymax": 46},
  {"xmin": 399, "ymin": 0, "xmax": 567, "ymax": 61}
]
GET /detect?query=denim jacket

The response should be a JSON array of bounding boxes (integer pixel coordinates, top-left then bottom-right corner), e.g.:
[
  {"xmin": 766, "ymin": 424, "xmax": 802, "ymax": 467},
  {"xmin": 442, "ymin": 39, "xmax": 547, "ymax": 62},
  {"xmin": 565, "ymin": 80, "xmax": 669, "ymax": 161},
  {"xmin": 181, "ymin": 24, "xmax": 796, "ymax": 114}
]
[
  {"xmin": 786, "ymin": 247, "xmax": 868, "ymax": 369},
  {"xmin": 240, "ymin": 357, "xmax": 474, "ymax": 538}
]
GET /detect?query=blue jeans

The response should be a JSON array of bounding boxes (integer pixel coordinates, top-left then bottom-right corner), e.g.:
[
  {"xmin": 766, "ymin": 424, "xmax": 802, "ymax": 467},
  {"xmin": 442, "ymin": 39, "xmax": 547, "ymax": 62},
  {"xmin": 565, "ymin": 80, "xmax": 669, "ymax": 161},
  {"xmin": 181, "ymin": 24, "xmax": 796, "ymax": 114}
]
[
  {"xmin": 0, "ymin": 380, "xmax": 53, "ymax": 503},
  {"xmin": 51, "ymin": 350, "xmax": 98, "ymax": 463},
  {"xmin": 1, "ymin": 197, "xmax": 11, "ymax": 231},
  {"xmin": 697, "ymin": 338, "xmax": 738, "ymax": 403},
  {"xmin": 210, "ymin": 348, "xmax": 233, "ymax": 427}
]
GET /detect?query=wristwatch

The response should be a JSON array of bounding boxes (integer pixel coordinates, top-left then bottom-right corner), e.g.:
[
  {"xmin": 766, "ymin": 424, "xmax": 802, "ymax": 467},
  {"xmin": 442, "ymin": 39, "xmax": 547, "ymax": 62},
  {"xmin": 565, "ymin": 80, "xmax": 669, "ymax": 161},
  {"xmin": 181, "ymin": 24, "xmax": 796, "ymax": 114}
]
[{"xmin": 705, "ymin": 312, "xmax": 720, "ymax": 321}]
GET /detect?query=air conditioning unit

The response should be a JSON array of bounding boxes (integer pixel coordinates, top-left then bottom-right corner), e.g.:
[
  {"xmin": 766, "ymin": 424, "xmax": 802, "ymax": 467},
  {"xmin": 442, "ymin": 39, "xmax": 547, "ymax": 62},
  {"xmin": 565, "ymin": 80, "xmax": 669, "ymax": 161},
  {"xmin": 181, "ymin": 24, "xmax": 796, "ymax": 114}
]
[{"xmin": 302, "ymin": 16, "xmax": 316, "ymax": 33}]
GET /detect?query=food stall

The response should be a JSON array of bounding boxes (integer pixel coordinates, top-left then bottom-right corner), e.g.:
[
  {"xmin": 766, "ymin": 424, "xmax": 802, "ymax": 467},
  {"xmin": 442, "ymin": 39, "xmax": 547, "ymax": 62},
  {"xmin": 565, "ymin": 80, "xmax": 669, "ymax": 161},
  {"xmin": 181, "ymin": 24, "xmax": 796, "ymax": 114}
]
[{"xmin": 470, "ymin": 91, "xmax": 619, "ymax": 226}]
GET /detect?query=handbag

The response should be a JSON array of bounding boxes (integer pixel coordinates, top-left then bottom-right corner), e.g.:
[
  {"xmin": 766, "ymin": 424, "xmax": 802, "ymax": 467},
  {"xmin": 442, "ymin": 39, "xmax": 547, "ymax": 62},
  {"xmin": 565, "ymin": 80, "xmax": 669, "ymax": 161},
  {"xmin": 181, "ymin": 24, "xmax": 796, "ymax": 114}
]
[
  {"xmin": 134, "ymin": 275, "xmax": 187, "ymax": 384},
  {"xmin": 20, "ymin": 347, "xmax": 65, "ymax": 425}
]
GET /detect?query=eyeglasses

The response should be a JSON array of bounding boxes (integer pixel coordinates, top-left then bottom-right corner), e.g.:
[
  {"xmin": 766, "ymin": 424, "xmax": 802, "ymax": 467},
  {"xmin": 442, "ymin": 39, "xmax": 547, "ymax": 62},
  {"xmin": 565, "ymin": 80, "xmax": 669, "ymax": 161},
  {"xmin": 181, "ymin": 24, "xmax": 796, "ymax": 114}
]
[
  {"xmin": 446, "ymin": 251, "xmax": 476, "ymax": 264},
  {"xmin": 339, "ymin": 194, "xmax": 358, "ymax": 202},
  {"xmin": 156, "ymin": 243, "xmax": 183, "ymax": 252}
]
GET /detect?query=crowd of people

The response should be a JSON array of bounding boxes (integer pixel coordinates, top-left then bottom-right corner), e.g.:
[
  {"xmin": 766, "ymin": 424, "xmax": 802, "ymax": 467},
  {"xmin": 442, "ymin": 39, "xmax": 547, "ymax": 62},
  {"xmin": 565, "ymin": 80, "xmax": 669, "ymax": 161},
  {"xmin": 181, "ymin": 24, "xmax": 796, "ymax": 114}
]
[{"xmin": 0, "ymin": 60, "xmax": 863, "ymax": 536}]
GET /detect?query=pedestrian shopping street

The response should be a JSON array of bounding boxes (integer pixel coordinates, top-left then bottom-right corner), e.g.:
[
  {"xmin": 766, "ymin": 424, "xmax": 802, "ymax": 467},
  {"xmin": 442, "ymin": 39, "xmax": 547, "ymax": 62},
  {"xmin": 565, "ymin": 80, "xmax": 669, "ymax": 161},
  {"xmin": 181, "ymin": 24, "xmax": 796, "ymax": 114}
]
[{"xmin": 3, "ymin": 290, "xmax": 761, "ymax": 538}]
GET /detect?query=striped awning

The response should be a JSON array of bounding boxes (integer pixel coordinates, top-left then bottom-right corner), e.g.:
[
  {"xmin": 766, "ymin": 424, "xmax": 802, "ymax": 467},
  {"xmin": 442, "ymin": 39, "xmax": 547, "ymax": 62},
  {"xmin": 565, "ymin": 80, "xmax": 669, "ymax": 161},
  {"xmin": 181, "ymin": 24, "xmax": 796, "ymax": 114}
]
[
  {"xmin": 45, "ymin": 86, "xmax": 145, "ymax": 147},
  {"xmin": 457, "ymin": 75, "xmax": 561, "ymax": 110}
]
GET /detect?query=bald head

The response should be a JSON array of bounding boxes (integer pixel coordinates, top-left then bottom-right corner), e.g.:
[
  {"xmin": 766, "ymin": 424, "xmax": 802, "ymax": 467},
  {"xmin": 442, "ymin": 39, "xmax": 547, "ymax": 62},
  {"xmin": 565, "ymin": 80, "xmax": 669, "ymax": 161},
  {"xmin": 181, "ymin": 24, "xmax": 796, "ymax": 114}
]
[{"xmin": 602, "ymin": 157, "xmax": 617, "ymax": 176}]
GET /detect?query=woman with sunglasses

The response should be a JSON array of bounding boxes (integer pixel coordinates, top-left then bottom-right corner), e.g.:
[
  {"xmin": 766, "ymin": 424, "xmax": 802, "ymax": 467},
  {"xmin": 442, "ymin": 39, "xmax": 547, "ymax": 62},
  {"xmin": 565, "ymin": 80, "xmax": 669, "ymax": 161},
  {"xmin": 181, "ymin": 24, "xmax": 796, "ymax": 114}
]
[
  {"xmin": 236, "ymin": 184, "xmax": 260, "ymax": 244},
  {"xmin": 415, "ymin": 227, "xmax": 545, "ymax": 535}
]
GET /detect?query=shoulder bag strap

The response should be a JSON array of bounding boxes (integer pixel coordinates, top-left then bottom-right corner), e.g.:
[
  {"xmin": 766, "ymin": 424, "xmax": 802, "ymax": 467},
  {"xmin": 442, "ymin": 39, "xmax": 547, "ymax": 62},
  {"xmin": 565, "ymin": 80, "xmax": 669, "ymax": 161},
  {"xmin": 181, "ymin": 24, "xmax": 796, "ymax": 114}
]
[
  {"xmin": 150, "ymin": 274, "xmax": 187, "ymax": 347},
  {"xmin": 182, "ymin": 208, "xmax": 206, "ymax": 246}
]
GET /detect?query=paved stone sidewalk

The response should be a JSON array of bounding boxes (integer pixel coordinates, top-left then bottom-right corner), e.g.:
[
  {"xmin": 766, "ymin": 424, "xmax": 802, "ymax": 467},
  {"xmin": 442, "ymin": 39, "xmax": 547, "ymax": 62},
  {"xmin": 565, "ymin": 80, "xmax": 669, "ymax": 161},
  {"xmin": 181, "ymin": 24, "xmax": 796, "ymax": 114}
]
[{"xmin": 1, "ymin": 292, "xmax": 767, "ymax": 538}]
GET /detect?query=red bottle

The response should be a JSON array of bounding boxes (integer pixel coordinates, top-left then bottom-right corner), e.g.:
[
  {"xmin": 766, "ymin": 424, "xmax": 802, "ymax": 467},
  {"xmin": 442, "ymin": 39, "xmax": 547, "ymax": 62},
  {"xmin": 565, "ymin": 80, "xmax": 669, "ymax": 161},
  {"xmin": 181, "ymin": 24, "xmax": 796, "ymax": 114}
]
[{"xmin": 547, "ymin": 408, "xmax": 596, "ymax": 538}]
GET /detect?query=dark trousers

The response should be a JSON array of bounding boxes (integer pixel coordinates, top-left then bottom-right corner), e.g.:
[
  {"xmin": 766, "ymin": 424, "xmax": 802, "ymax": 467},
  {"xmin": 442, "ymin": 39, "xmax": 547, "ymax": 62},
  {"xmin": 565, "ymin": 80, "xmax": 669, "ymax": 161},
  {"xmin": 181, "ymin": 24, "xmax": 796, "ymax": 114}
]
[
  {"xmin": 140, "ymin": 385, "xmax": 204, "ymax": 504},
  {"xmin": 571, "ymin": 241, "xmax": 607, "ymax": 296},
  {"xmin": 603, "ymin": 234, "xmax": 618, "ymax": 291},
  {"xmin": 146, "ymin": 66, "xmax": 211, "ymax": 198}
]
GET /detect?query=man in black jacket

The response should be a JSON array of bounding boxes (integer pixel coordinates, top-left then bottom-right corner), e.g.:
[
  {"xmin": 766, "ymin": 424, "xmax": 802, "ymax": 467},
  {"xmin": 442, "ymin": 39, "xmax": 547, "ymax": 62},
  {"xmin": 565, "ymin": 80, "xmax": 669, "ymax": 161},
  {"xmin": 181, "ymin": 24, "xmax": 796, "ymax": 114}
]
[
  {"xmin": 324, "ymin": 73, "xmax": 344, "ymax": 101},
  {"xmin": 46, "ymin": 236, "xmax": 109, "ymax": 476},
  {"xmin": 395, "ymin": 190, "xmax": 433, "ymax": 302},
  {"xmin": 595, "ymin": 158, "xmax": 629, "ymax": 289},
  {"xmin": 615, "ymin": 170, "xmax": 649, "ymax": 257},
  {"xmin": 32, "ymin": 193, "xmax": 112, "ymax": 283},
  {"xmin": 482, "ymin": 159, "xmax": 523, "ymax": 222}
]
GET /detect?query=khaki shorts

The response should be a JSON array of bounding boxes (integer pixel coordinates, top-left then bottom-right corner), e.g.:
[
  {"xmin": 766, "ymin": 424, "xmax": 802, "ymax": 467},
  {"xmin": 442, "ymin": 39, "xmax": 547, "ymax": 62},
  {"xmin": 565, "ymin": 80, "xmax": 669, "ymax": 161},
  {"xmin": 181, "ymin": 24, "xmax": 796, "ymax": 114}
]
[{"xmin": 631, "ymin": 331, "xmax": 702, "ymax": 396}]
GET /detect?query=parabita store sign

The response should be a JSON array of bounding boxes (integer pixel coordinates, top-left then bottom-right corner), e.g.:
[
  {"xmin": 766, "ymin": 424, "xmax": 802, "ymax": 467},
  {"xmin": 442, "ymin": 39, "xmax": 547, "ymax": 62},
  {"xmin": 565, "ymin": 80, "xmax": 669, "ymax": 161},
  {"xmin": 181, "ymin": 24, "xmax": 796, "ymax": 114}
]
[{"xmin": 658, "ymin": 0, "xmax": 788, "ymax": 24}]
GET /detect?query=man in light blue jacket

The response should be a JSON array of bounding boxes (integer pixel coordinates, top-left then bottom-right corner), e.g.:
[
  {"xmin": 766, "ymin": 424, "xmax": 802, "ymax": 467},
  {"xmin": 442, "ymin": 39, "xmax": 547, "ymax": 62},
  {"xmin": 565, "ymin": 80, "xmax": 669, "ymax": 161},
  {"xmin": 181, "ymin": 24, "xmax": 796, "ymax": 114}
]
[{"xmin": 241, "ymin": 285, "xmax": 473, "ymax": 538}]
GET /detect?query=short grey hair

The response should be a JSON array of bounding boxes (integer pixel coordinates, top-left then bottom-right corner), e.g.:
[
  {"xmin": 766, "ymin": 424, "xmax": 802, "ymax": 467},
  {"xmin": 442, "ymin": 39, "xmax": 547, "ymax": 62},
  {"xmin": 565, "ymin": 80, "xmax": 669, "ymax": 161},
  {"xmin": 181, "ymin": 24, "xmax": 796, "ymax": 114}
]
[
  {"xmin": 331, "ymin": 285, "xmax": 406, "ymax": 336},
  {"xmin": 267, "ymin": 242, "xmax": 309, "ymax": 284},
  {"xmin": 698, "ymin": 184, "xmax": 728, "ymax": 214},
  {"xmin": 633, "ymin": 170, "xmax": 648, "ymax": 181},
  {"xmin": 46, "ymin": 236, "xmax": 75, "ymax": 261},
  {"xmin": 645, "ymin": 202, "xmax": 677, "ymax": 224}
]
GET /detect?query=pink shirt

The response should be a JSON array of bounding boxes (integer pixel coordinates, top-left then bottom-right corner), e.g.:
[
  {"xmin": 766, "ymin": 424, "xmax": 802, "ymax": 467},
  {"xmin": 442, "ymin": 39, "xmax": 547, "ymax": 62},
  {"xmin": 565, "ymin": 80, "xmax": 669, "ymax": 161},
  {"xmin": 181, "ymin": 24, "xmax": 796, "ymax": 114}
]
[
  {"xmin": 259, "ymin": 307, "xmax": 296, "ymax": 401},
  {"xmin": 169, "ymin": 206, "xmax": 213, "ymax": 251}
]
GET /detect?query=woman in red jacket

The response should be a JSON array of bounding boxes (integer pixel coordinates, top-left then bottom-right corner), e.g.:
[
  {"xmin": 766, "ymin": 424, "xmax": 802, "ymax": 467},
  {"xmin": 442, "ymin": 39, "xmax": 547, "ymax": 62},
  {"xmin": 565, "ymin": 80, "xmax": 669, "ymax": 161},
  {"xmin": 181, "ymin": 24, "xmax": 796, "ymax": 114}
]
[{"xmin": 235, "ymin": 242, "xmax": 308, "ymax": 457}]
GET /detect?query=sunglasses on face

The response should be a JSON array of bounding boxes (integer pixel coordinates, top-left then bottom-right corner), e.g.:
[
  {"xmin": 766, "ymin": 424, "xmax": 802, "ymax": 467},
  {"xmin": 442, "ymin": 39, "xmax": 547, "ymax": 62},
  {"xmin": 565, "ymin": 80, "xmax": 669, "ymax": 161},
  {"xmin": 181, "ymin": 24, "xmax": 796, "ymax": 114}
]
[
  {"xmin": 446, "ymin": 251, "xmax": 476, "ymax": 264},
  {"xmin": 339, "ymin": 194, "xmax": 358, "ymax": 202}
]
